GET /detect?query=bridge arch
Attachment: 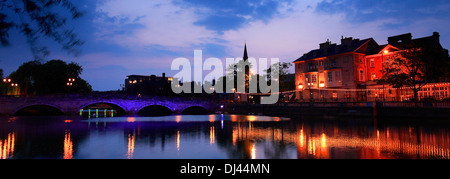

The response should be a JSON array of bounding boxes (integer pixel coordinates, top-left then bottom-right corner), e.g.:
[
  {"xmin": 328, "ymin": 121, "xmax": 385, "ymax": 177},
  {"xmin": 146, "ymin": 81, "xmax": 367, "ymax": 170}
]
[
  {"xmin": 14, "ymin": 104, "xmax": 64, "ymax": 116},
  {"xmin": 79, "ymin": 102, "xmax": 127, "ymax": 116},
  {"xmin": 138, "ymin": 105, "xmax": 173, "ymax": 116},
  {"xmin": 181, "ymin": 106, "xmax": 210, "ymax": 115}
]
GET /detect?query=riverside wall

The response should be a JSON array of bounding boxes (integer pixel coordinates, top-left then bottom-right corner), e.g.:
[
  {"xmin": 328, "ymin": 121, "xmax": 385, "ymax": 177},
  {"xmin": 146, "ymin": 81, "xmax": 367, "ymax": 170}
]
[{"xmin": 223, "ymin": 102, "xmax": 450, "ymax": 119}]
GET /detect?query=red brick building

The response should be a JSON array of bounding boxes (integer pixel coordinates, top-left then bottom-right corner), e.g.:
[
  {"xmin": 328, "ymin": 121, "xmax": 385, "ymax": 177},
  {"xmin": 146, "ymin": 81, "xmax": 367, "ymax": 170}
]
[{"xmin": 293, "ymin": 32, "xmax": 450, "ymax": 102}]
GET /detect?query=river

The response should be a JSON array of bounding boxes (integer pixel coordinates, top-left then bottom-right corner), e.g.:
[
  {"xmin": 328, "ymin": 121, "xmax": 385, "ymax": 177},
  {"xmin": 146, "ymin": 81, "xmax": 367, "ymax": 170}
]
[{"xmin": 1, "ymin": 114, "xmax": 450, "ymax": 159}]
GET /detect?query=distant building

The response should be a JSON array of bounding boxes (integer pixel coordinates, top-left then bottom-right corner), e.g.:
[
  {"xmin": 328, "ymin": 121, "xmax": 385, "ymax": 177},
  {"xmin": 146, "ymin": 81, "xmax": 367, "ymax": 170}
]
[
  {"xmin": 125, "ymin": 73, "xmax": 172, "ymax": 95},
  {"xmin": 294, "ymin": 32, "xmax": 450, "ymax": 102}
]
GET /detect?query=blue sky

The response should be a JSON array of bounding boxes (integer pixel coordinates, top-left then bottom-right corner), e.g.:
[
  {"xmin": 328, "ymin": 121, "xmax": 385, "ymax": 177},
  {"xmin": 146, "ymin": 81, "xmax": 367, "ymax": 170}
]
[{"xmin": 1, "ymin": 0, "xmax": 450, "ymax": 91}]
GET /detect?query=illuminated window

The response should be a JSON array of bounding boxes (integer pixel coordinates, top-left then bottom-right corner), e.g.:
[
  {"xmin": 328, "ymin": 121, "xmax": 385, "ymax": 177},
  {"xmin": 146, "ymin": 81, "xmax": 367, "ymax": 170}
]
[
  {"xmin": 332, "ymin": 92, "xmax": 337, "ymax": 99},
  {"xmin": 312, "ymin": 74, "xmax": 317, "ymax": 83},
  {"xmin": 370, "ymin": 59, "xmax": 375, "ymax": 68}
]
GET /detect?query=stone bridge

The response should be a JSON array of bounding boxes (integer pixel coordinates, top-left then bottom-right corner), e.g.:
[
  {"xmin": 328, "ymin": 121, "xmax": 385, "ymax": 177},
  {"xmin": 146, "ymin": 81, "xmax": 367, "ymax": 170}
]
[{"xmin": 0, "ymin": 94, "xmax": 219, "ymax": 116}]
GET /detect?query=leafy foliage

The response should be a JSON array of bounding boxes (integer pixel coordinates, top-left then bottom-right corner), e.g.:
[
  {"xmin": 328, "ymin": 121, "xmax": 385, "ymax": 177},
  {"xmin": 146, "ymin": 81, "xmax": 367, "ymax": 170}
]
[
  {"xmin": 377, "ymin": 43, "xmax": 450, "ymax": 101},
  {"xmin": 0, "ymin": 0, "xmax": 84, "ymax": 59},
  {"xmin": 8, "ymin": 59, "xmax": 92, "ymax": 94}
]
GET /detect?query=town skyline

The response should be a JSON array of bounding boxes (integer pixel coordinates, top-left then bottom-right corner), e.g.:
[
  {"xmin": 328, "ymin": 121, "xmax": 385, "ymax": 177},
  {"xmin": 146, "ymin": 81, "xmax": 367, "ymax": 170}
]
[{"xmin": 1, "ymin": 0, "xmax": 450, "ymax": 91}]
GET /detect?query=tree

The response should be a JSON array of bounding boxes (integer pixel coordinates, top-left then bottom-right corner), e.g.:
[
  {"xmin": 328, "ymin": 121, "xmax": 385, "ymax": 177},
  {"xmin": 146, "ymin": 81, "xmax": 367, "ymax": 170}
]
[
  {"xmin": 0, "ymin": 0, "xmax": 84, "ymax": 60},
  {"xmin": 377, "ymin": 43, "xmax": 450, "ymax": 102},
  {"xmin": 226, "ymin": 59, "xmax": 253, "ymax": 92},
  {"xmin": 265, "ymin": 62, "xmax": 293, "ymax": 92},
  {"xmin": 9, "ymin": 59, "xmax": 92, "ymax": 95}
]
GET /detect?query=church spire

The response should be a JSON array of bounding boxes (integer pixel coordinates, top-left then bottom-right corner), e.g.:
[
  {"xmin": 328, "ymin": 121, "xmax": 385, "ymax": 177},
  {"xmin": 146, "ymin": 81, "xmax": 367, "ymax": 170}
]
[{"xmin": 243, "ymin": 42, "xmax": 248, "ymax": 61}]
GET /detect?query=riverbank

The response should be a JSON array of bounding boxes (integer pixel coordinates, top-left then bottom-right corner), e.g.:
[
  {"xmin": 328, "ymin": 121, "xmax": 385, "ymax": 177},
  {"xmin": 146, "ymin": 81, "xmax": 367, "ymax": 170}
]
[{"xmin": 223, "ymin": 103, "xmax": 450, "ymax": 120}]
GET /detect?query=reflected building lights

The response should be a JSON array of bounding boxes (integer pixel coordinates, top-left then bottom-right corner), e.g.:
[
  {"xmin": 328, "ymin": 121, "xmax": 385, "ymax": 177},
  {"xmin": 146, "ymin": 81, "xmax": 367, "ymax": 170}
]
[
  {"xmin": 176, "ymin": 130, "xmax": 180, "ymax": 151},
  {"xmin": 229, "ymin": 119, "xmax": 450, "ymax": 159},
  {"xmin": 127, "ymin": 133, "xmax": 135, "ymax": 159},
  {"xmin": 63, "ymin": 131, "xmax": 73, "ymax": 159},
  {"xmin": 251, "ymin": 144, "xmax": 256, "ymax": 159},
  {"xmin": 0, "ymin": 133, "xmax": 15, "ymax": 159},
  {"xmin": 210, "ymin": 126, "xmax": 215, "ymax": 144}
]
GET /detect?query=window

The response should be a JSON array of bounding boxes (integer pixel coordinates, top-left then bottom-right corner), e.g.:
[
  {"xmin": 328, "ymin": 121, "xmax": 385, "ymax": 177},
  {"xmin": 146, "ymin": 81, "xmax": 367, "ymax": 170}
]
[
  {"xmin": 308, "ymin": 62, "xmax": 317, "ymax": 71},
  {"xmin": 308, "ymin": 63, "xmax": 314, "ymax": 71},
  {"xmin": 359, "ymin": 70, "xmax": 364, "ymax": 81},
  {"xmin": 305, "ymin": 74, "xmax": 310, "ymax": 83},
  {"xmin": 311, "ymin": 74, "xmax": 317, "ymax": 83},
  {"xmin": 370, "ymin": 59, "xmax": 375, "ymax": 68},
  {"xmin": 327, "ymin": 72, "xmax": 333, "ymax": 82},
  {"xmin": 332, "ymin": 92, "xmax": 338, "ymax": 99},
  {"xmin": 335, "ymin": 71, "xmax": 341, "ymax": 82}
]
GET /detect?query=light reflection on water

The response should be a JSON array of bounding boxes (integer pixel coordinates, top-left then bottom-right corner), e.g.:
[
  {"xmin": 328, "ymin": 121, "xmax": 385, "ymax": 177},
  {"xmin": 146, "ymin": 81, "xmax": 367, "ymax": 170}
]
[{"xmin": 1, "ymin": 115, "xmax": 450, "ymax": 159}]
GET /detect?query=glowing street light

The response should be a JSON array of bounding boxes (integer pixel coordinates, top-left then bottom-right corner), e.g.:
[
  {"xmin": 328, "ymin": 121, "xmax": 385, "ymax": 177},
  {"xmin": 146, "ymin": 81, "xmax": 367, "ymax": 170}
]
[{"xmin": 319, "ymin": 81, "xmax": 325, "ymax": 88}]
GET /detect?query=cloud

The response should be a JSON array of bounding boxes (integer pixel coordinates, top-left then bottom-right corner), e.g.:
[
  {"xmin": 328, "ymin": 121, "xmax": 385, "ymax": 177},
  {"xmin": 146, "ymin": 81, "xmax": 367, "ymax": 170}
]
[
  {"xmin": 86, "ymin": 0, "xmax": 450, "ymax": 90},
  {"xmin": 315, "ymin": 0, "xmax": 450, "ymax": 24},
  {"xmin": 94, "ymin": 0, "xmax": 218, "ymax": 48},
  {"xmin": 220, "ymin": 0, "xmax": 450, "ymax": 64},
  {"xmin": 221, "ymin": 1, "xmax": 391, "ymax": 62}
]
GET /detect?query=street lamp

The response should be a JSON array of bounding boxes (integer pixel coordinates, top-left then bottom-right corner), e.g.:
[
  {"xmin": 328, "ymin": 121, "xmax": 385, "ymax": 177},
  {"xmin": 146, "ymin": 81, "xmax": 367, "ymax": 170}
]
[
  {"xmin": 3, "ymin": 78, "xmax": 13, "ymax": 95},
  {"xmin": 382, "ymin": 50, "xmax": 389, "ymax": 102},
  {"xmin": 67, "ymin": 78, "xmax": 76, "ymax": 86}
]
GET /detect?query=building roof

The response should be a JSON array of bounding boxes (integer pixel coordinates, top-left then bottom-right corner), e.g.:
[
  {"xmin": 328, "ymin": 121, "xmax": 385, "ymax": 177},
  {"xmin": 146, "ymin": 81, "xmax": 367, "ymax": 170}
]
[
  {"xmin": 293, "ymin": 32, "xmax": 442, "ymax": 63},
  {"xmin": 387, "ymin": 32, "xmax": 442, "ymax": 50},
  {"xmin": 293, "ymin": 38, "xmax": 375, "ymax": 63}
]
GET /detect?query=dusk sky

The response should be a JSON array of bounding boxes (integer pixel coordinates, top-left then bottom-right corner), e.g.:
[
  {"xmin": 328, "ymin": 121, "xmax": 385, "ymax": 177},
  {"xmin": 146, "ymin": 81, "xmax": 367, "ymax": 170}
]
[{"xmin": 1, "ymin": 0, "xmax": 450, "ymax": 91}]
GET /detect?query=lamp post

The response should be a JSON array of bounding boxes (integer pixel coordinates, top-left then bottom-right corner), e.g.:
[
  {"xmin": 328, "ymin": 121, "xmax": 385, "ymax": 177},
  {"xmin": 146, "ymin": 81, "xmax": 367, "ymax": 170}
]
[
  {"xmin": 3, "ymin": 78, "xmax": 12, "ymax": 95},
  {"xmin": 382, "ymin": 50, "xmax": 388, "ymax": 102}
]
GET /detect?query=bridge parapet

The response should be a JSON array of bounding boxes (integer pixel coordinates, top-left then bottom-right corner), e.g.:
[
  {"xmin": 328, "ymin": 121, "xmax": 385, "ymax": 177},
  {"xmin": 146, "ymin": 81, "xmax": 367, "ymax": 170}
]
[{"xmin": 0, "ymin": 95, "xmax": 218, "ymax": 116}]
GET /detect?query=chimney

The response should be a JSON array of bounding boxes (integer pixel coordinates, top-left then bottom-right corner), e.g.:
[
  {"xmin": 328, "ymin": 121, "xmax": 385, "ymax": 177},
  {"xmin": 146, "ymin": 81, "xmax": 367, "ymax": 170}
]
[
  {"xmin": 341, "ymin": 37, "xmax": 354, "ymax": 48},
  {"xmin": 320, "ymin": 39, "xmax": 331, "ymax": 49},
  {"xmin": 388, "ymin": 33, "xmax": 412, "ymax": 45},
  {"xmin": 162, "ymin": 72, "xmax": 166, "ymax": 79},
  {"xmin": 433, "ymin": 32, "xmax": 440, "ymax": 43}
]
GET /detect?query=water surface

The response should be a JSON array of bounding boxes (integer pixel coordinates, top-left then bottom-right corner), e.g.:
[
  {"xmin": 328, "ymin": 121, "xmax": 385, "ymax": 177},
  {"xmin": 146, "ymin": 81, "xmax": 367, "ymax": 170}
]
[{"xmin": 1, "ymin": 115, "xmax": 449, "ymax": 159}]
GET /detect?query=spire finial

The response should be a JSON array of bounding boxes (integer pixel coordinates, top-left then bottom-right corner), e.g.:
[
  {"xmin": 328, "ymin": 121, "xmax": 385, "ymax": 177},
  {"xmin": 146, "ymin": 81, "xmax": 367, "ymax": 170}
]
[{"xmin": 243, "ymin": 42, "xmax": 248, "ymax": 61}]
